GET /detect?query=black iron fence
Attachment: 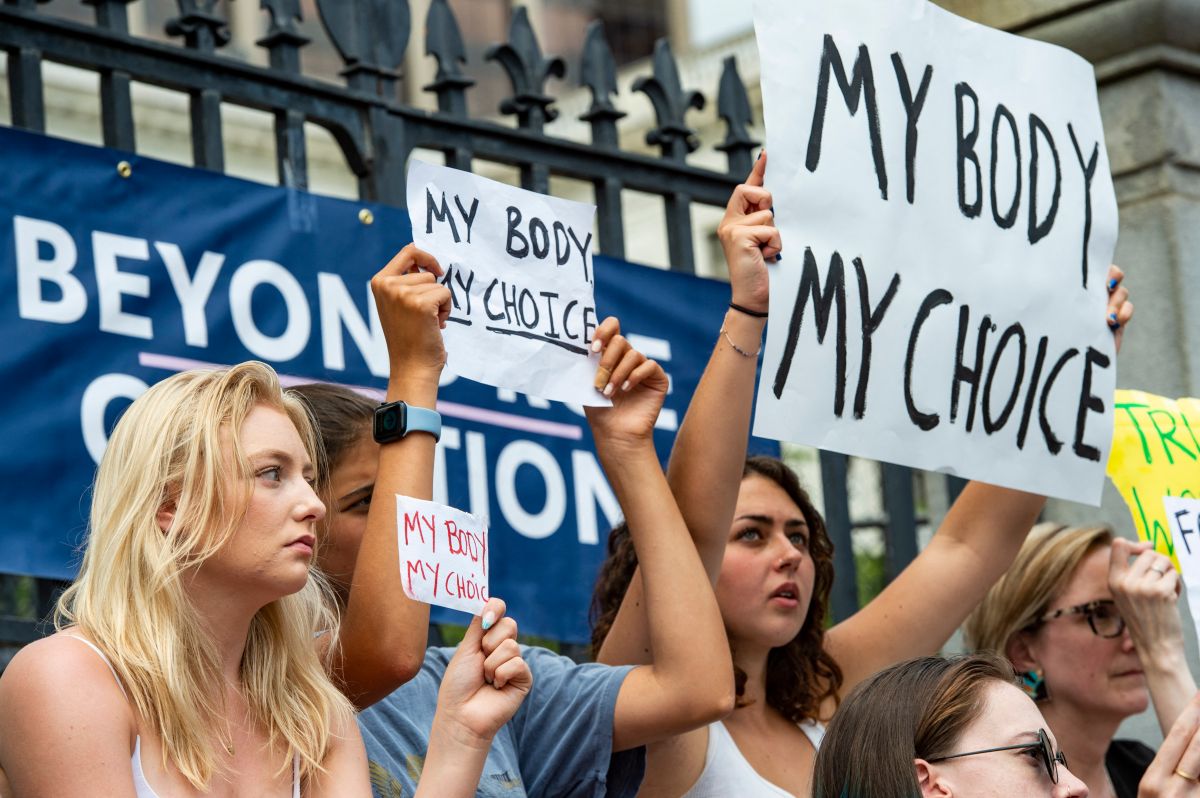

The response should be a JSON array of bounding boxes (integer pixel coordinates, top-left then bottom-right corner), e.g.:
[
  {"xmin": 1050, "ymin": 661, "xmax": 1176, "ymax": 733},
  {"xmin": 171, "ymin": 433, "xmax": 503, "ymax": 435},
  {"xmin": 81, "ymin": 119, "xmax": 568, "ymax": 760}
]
[{"xmin": 0, "ymin": 0, "xmax": 940, "ymax": 655}]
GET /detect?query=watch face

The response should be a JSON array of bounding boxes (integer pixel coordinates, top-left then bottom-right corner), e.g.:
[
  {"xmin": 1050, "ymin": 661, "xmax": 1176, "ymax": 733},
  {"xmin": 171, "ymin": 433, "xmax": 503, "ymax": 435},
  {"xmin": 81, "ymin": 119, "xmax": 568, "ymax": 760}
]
[{"xmin": 374, "ymin": 402, "xmax": 407, "ymax": 441}]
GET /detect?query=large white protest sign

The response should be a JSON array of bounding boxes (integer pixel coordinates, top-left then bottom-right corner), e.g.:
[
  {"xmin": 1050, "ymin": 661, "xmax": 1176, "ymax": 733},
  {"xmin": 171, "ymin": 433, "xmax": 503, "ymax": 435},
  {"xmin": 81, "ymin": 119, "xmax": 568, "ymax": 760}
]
[
  {"xmin": 396, "ymin": 494, "xmax": 489, "ymax": 616},
  {"xmin": 406, "ymin": 160, "xmax": 607, "ymax": 407},
  {"xmin": 1163, "ymin": 497, "xmax": 1200, "ymax": 645},
  {"xmin": 752, "ymin": 0, "xmax": 1118, "ymax": 504}
]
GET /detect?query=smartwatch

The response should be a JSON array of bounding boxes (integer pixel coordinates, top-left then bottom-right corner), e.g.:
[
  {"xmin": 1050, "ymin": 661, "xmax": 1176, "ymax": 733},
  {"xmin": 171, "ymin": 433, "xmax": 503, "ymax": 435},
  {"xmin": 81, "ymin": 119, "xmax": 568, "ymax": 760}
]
[{"xmin": 373, "ymin": 401, "xmax": 442, "ymax": 443}]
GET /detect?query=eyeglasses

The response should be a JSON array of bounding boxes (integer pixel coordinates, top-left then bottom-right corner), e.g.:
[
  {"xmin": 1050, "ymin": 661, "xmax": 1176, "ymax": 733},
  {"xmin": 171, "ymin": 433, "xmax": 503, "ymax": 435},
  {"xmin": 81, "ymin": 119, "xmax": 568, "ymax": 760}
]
[
  {"xmin": 1037, "ymin": 599, "xmax": 1125, "ymax": 638},
  {"xmin": 928, "ymin": 728, "xmax": 1068, "ymax": 784}
]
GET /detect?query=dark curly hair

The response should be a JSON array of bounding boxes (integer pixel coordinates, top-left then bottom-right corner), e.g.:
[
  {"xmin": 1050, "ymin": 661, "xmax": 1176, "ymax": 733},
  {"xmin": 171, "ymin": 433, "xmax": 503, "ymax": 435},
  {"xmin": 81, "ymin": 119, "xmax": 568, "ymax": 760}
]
[{"xmin": 590, "ymin": 455, "xmax": 843, "ymax": 725}]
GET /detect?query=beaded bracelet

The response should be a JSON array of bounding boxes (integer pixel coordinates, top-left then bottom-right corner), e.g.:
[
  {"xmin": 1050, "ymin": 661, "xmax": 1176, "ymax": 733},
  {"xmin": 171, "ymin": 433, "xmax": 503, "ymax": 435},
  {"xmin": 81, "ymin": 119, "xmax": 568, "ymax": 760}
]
[{"xmin": 720, "ymin": 326, "xmax": 760, "ymax": 358}]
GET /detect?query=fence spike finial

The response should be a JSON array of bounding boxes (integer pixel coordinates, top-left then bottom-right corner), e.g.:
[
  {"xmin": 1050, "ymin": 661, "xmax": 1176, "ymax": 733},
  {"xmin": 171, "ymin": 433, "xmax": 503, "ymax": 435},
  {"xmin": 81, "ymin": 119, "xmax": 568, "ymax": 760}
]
[
  {"xmin": 716, "ymin": 56, "xmax": 760, "ymax": 176},
  {"xmin": 485, "ymin": 6, "xmax": 566, "ymax": 132},
  {"xmin": 261, "ymin": 0, "xmax": 304, "ymax": 38},
  {"xmin": 579, "ymin": 22, "xmax": 625, "ymax": 147},
  {"xmin": 316, "ymin": 0, "xmax": 411, "ymax": 94},
  {"xmin": 166, "ymin": 0, "xmax": 231, "ymax": 52},
  {"xmin": 424, "ymin": 0, "xmax": 474, "ymax": 115},
  {"xmin": 633, "ymin": 38, "xmax": 704, "ymax": 161}
]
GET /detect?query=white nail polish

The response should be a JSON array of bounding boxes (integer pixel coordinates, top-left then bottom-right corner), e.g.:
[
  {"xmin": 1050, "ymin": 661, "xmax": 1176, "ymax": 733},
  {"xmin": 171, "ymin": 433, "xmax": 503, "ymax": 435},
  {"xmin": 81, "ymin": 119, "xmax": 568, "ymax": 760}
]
[
  {"xmin": 621, "ymin": 380, "xmax": 631, "ymax": 392},
  {"xmin": 591, "ymin": 339, "xmax": 602, "ymax": 353},
  {"xmin": 603, "ymin": 383, "xmax": 614, "ymax": 397}
]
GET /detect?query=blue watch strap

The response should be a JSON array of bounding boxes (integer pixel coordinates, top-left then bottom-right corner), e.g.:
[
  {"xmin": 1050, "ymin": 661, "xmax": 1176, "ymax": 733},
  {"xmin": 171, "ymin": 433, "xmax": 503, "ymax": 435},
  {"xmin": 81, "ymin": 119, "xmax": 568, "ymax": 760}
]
[{"xmin": 405, "ymin": 404, "xmax": 442, "ymax": 441}]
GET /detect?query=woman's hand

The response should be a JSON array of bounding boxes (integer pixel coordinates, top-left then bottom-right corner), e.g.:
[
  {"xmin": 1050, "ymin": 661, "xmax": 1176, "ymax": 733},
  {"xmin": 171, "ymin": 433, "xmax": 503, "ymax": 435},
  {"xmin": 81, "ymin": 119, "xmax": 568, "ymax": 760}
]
[
  {"xmin": 370, "ymin": 244, "xmax": 452, "ymax": 384},
  {"xmin": 1106, "ymin": 264, "xmax": 1134, "ymax": 353},
  {"xmin": 1139, "ymin": 692, "xmax": 1200, "ymax": 797},
  {"xmin": 586, "ymin": 317, "xmax": 669, "ymax": 452},
  {"xmin": 433, "ymin": 598, "xmax": 533, "ymax": 748},
  {"xmin": 717, "ymin": 152, "xmax": 778, "ymax": 314},
  {"xmin": 1110, "ymin": 539, "xmax": 1185, "ymax": 664}
]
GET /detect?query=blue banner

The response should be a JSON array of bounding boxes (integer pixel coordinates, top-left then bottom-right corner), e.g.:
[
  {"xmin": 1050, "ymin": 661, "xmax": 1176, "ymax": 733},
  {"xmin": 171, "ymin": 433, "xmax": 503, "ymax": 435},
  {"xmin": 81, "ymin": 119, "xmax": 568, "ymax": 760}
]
[{"xmin": 0, "ymin": 126, "xmax": 775, "ymax": 642}]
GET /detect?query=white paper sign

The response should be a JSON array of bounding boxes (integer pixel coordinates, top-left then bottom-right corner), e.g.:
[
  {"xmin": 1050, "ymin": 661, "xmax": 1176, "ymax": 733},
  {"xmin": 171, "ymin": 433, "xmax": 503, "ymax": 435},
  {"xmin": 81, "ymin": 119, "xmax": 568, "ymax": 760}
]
[
  {"xmin": 395, "ymin": 494, "xmax": 489, "ymax": 615},
  {"xmin": 406, "ymin": 160, "xmax": 607, "ymax": 407},
  {"xmin": 1163, "ymin": 496, "xmax": 1200, "ymax": 645},
  {"xmin": 752, "ymin": 0, "xmax": 1118, "ymax": 504}
]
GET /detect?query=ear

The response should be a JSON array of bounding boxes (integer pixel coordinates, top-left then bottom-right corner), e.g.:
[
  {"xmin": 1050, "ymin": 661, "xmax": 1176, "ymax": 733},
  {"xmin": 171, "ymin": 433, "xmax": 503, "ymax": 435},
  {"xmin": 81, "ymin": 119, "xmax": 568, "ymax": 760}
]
[
  {"xmin": 156, "ymin": 501, "xmax": 176, "ymax": 534},
  {"xmin": 914, "ymin": 759, "xmax": 952, "ymax": 798},
  {"xmin": 1006, "ymin": 630, "xmax": 1039, "ymax": 673}
]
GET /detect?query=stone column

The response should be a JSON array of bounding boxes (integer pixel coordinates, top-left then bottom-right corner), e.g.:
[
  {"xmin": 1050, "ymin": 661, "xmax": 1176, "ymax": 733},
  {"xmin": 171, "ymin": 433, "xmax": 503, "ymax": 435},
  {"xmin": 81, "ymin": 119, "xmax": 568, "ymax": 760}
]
[{"xmin": 939, "ymin": 0, "xmax": 1200, "ymax": 745}]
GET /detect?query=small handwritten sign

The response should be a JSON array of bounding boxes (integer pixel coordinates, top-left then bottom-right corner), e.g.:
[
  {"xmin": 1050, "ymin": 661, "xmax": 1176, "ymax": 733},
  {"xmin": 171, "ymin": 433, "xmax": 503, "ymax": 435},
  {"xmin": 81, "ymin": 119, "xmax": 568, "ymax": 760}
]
[
  {"xmin": 395, "ymin": 495, "xmax": 489, "ymax": 615},
  {"xmin": 1108, "ymin": 390, "xmax": 1200, "ymax": 565},
  {"xmin": 406, "ymin": 160, "xmax": 607, "ymax": 407},
  {"xmin": 1163, "ymin": 496, "xmax": 1200, "ymax": 644}
]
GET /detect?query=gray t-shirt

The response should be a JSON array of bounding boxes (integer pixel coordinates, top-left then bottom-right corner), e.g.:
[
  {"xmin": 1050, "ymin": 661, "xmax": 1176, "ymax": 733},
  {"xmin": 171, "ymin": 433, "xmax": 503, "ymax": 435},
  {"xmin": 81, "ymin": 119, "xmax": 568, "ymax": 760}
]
[{"xmin": 358, "ymin": 645, "xmax": 645, "ymax": 798}]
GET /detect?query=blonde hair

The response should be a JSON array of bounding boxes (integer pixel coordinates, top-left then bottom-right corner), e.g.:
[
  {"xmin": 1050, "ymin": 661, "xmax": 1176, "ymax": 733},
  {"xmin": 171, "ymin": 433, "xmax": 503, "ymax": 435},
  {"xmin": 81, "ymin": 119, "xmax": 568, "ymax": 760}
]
[
  {"xmin": 55, "ymin": 362, "xmax": 353, "ymax": 788},
  {"xmin": 964, "ymin": 521, "xmax": 1113, "ymax": 656}
]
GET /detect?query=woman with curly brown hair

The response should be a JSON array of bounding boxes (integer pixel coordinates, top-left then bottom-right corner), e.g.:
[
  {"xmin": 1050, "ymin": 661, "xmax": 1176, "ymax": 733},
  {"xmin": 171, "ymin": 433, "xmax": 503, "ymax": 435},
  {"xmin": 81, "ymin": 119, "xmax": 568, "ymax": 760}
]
[{"xmin": 589, "ymin": 154, "xmax": 1136, "ymax": 797}]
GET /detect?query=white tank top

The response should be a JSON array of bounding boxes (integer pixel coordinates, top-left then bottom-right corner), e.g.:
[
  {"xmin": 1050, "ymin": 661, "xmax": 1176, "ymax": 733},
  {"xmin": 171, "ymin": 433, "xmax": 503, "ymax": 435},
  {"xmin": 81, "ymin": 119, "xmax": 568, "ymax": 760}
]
[
  {"xmin": 67, "ymin": 635, "xmax": 300, "ymax": 798},
  {"xmin": 681, "ymin": 718, "xmax": 826, "ymax": 798}
]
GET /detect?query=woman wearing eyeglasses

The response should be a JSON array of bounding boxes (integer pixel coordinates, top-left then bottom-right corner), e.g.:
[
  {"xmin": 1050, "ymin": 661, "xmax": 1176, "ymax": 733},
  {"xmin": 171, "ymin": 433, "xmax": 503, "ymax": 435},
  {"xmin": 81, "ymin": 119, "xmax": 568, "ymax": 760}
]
[
  {"xmin": 813, "ymin": 653, "xmax": 1200, "ymax": 798},
  {"xmin": 965, "ymin": 524, "xmax": 1198, "ymax": 797},
  {"xmin": 813, "ymin": 654, "xmax": 1087, "ymax": 797}
]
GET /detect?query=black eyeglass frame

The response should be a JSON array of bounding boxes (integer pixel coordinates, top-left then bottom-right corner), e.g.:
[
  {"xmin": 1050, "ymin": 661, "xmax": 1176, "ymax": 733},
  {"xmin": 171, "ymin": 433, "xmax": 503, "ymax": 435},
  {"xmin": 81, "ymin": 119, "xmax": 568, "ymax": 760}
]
[
  {"xmin": 927, "ymin": 728, "xmax": 1068, "ymax": 784},
  {"xmin": 1035, "ymin": 598, "xmax": 1125, "ymax": 639}
]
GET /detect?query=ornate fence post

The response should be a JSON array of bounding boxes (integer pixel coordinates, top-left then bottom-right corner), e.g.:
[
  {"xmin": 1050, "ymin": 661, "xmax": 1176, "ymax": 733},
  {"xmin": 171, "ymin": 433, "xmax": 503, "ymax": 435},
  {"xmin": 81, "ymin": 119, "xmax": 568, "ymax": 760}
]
[
  {"xmin": 166, "ymin": 0, "xmax": 231, "ymax": 171},
  {"xmin": 487, "ymin": 7, "xmax": 565, "ymax": 194},
  {"xmin": 424, "ymin": 0, "xmax": 475, "ymax": 172},
  {"xmin": 259, "ymin": 0, "xmax": 311, "ymax": 190},
  {"xmin": 317, "ymin": 0, "xmax": 413, "ymax": 205},
  {"xmin": 634, "ymin": 39, "xmax": 703, "ymax": 272},
  {"xmin": 580, "ymin": 22, "xmax": 627, "ymax": 258}
]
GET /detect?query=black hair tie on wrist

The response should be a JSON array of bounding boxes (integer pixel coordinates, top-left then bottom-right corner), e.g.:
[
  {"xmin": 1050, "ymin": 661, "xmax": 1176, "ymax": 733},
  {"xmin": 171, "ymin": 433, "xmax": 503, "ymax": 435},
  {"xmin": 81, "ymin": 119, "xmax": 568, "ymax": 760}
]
[{"xmin": 729, "ymin": 302, "xmax": 769, "ymax": 319}]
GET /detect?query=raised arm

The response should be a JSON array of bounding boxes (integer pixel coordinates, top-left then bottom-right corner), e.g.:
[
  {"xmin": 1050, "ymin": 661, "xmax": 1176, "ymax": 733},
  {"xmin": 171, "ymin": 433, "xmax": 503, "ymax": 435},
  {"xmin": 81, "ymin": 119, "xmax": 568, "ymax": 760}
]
[
  {"xmin": 824, "ymin": 264, "xmax": 1135, "ymax": 694},
  {"xmin": 667, "ymin": 153, "xmax": 776, "ymax": 577},
  {"xmin": 595, "ymin": 157, "xmax": 778, "ymax": 667},
  {"xmin": 588, "ymin": 331, "xmax": 736, "ymax": 750},
  {"xmin": 331, "ymin": 244, "xmax": 452, "ymax": 708},
  {"xmin": 1110, "ymin": 538, "xmax": 1198, "ymax": 734}
]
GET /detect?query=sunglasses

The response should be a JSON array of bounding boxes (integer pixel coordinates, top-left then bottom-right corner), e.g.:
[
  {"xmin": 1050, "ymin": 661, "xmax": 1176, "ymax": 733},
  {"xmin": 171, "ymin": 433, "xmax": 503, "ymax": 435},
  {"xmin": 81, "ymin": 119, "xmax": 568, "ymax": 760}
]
[
  {"xmin": 928, "ymin": 728, "xmax": 1068, "ymax": 784},
  {"xmin": 1037, "ymin": 598, "xmax": 1125, "ymax": 638}
]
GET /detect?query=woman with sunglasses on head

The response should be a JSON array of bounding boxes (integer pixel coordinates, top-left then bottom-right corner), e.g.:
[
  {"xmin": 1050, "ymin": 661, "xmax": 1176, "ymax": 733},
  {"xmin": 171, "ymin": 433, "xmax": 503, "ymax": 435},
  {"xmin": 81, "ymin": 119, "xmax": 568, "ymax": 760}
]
[
  {"xmin": 813, "ymin": 653, "xmax": 1200, "ymax": 798},
  {"xmin": 965, "ymin": 524, "xmax": 1198, "ymax": 798}
]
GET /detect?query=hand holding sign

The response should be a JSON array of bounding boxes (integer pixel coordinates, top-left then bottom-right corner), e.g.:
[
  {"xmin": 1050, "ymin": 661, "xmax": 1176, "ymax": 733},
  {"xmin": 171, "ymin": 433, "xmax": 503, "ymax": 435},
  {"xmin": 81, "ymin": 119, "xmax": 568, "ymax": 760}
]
[
  {"xmin": 717, "ymin": 153, "xmax": 778, "ymax": 315},
  {"xmin": 396, "ymin": 495, "xmax": 488, "ymax": 616},
  {"xmin": 1106, "ymin": 264, "xmax": 1133, "ymax": 352},
  {"xmin": 370, "ymin": 244, "xmax": 452, "ymax": 383},
  {"xmin": 587, "ymin": 317, "xmax": 670, "ymax": 453},
  {"xmin": 434, "ymin": 597, "xmax": 532, "ymax": 747}
]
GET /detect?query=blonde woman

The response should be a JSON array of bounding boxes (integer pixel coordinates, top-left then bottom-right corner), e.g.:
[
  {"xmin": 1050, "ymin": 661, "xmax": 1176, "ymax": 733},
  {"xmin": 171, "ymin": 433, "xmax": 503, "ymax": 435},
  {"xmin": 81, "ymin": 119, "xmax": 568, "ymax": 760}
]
[
  {"xmin": 0, "ymin": 250, "xmax": 532, "ymax": 796},
  {"xmin": 965, "ymin": 524, "xmax": 1197, "ymax": 798}
]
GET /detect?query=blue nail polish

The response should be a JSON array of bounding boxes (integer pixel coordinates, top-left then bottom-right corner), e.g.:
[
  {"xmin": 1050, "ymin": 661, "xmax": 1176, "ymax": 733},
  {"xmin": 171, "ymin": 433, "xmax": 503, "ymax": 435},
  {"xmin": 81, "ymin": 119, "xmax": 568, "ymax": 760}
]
[
  {"xmin": 1109, "ymin": 312, "xmax": 1118, "ymax": 322},
  {"xmin": 1108, "ymin": 277, "xmax": 1118, "ymax": 292},
  {"xmin": 757, "ymin": 151, "xmax": 763, "ymax": 162},
  {"xmin": 769, "ymin": 205, "xmax": 775, "ymax": 216},
  {"xmin": 775, "ymin": 253, "xmax": 783, "ymax": 262},
  {"xmin": 1109, "ymin": 321, "xmax": 1121, "ymax": 331}
]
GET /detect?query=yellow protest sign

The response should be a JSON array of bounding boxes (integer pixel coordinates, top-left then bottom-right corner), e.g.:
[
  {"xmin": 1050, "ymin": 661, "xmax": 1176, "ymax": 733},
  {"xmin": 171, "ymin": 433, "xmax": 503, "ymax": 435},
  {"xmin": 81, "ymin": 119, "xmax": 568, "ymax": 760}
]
[{"xmin": 1107, "ymin": 390, "xmax": 1200, "ymax": 563}]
